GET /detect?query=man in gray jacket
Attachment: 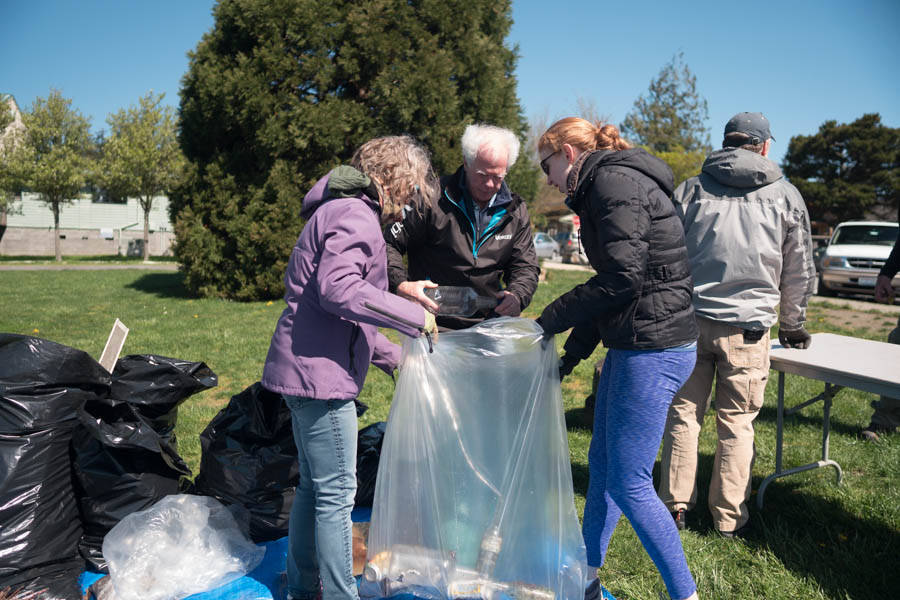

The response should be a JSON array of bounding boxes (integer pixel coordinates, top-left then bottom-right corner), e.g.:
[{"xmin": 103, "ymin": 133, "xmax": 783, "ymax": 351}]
[{"xmin": 658, "ymin": 112, "xmax": 816, "ymax": 537}]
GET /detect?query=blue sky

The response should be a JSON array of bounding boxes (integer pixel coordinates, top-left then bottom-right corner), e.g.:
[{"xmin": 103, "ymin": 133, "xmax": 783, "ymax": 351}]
[{"xmin": 3, "ymin": 0, "xmax": 899, "ymax": 165}]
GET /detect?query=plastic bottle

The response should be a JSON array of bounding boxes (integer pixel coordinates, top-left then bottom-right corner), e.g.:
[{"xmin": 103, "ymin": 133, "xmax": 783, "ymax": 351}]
[
  {"xmin": 363, "ymin": 545, "xmax": 454, "ymax": 597},
  {"xmin": 475, "ymin": 526, "xmax": 503, "ymax": 577},
  {"xmin": 424, "ymin": 286, "xmax": 498, "ymax": 317}
]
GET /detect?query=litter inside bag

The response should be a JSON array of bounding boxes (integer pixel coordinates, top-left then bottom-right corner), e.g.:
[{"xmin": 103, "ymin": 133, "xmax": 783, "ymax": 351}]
[
  {"xmin": 102, "ymin": 494, "xmax": 265, "ymax": 600},
  {"xmin": 360, "ymin": 318, "xmax": 587, "ymax": 600}
]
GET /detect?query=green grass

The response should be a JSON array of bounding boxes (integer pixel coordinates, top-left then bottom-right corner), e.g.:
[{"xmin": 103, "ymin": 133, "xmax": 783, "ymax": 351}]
[{"xmin": 1, "ymin": 268, "xmax": 898, "ymax": 599}]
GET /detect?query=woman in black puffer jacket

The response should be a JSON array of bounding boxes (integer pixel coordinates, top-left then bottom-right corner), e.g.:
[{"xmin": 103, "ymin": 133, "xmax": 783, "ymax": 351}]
[{"xmin": 537, "ymin": 118, "xmax": 699, "ymax": 600}]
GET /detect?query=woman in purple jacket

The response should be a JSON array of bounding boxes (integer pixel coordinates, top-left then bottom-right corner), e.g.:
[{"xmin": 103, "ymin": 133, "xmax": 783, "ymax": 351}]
[{"xmin": 262, "ymin": 136, "xmax": 439, "ymax": 600}]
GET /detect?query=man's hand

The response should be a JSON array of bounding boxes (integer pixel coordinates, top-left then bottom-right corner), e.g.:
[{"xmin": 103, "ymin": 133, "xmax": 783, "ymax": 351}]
[
  {"xmin": 494, "ymin": 291, "xmax": 521, "ymax": 317},
  {"xmin": 779, "ymin": 326, "xmax": 812, "ymax": 349},
  {"xmin": 874, "ymin": 275, "xmax": 896, "ymax": 304},
  {"xmin": 397, "ymin": 280, "xmax": 439, "ymax": 312}
]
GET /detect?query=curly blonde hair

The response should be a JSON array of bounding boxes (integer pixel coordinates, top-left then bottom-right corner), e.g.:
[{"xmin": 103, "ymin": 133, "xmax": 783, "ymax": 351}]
[{"xmin": 351, "ymin": 135, "xmax": 439, "ymax": 224}]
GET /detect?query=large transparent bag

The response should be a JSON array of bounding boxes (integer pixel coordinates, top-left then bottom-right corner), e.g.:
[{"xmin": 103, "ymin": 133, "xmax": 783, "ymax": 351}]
[{"xmin": 360, "ymin": 318, "xmax": 587, "ymax": 600}]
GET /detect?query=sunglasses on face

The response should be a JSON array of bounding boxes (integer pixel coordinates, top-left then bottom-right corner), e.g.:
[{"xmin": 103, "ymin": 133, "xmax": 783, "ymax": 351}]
[{"xmin": 540, "ymin": 150, "xmax": 560, "ymax": 175}]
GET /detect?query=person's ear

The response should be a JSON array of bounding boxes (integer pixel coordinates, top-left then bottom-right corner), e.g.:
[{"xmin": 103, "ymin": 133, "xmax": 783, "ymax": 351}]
[
  {"xmin": 761, "ymin": 139, "xmax": 771, "ymax": 157},
  {"xmin": 563, "ymin": 143, "xmax": 579, "ymax": 163}
]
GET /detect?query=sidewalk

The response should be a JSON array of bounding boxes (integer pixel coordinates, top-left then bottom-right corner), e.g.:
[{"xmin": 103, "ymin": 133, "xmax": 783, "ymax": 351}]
[{"xmin": 0, "ymin": 262, "xmax": 179, "ymax": 271}]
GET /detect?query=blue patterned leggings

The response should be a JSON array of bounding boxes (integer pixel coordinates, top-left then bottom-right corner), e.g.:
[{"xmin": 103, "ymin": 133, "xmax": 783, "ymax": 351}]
[{"xmin": 583, "ymin": 347, "xmax": 697, "ymax": 600}]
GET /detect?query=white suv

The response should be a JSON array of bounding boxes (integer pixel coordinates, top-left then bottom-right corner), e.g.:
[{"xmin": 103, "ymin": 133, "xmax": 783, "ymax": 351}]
[{"xmin": 818, "ymin": 220, "xmax": 899, "ymax": 297}]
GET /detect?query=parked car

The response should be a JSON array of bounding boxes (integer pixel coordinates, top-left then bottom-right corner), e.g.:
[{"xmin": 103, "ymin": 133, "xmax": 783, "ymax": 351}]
[
  {"xmin": 554, "ymin": 231, "xmax": 589, "ymax": 264},
  {"xmin": 818, "ymin": 221, "xmax": 900, "ymax": 297},
  {"xmin": 533, "ymin": 232, "xmax": 560, "ymax": 261}
]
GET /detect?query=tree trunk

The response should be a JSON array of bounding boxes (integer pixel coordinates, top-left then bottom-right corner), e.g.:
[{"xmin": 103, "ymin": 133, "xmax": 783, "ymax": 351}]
[
  {"xmin": 53, "ymin": 202, "xmax": 61, "ymax": 262},
  {"xmin": 143, "ymin": 199, "xmax": 151, "ymax": 261}
]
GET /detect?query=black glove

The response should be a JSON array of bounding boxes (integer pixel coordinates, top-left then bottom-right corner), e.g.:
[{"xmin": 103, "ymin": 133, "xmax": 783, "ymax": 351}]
[
  {"xmin": 558, "ymin": 353, "xmax": 580, "ymax": 380},
  {"xmin": 779, "ymin": 326, "xmax": 812, "ymax": 349}
]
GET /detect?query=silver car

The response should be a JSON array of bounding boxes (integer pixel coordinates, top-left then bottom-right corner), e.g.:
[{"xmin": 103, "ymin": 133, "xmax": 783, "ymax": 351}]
[
  {"xmin": 533, "ymin": 232, "xmax": 561, "ymax": 261},
  {"xmin": 819, "ymin": 220, "xmax": 899, "ymax": 297}
]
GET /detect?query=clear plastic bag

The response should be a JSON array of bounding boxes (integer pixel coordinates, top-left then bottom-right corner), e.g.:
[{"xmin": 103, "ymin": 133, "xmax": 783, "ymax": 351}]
[
  {"xmin": 360, "ymin": 318, "xmax": 587, "ymax": 600},
  {"xmin": 102, "ymin": 494, "xmax": 265, "ymax": 600}
]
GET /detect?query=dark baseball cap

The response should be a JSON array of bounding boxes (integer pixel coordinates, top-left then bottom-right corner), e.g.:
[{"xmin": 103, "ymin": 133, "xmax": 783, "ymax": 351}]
[{"xmin": 724, "ymin": 112, "xmax": 775, "ymax": 143}]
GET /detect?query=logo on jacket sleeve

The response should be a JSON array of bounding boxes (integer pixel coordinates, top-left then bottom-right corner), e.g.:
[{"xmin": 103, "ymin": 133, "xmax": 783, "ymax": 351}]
[{"xmin": 495, "ymin": 234, "xmax": 512, "ymax": 241}]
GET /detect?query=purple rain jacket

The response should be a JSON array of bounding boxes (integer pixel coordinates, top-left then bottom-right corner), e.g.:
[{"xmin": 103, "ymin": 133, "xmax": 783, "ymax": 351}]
[{"xmin": 261, "ymin": 168, "xmax": 426, "ymax": 400}]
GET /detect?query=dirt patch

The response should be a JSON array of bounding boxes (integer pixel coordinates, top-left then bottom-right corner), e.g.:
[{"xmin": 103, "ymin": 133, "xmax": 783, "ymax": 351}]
[{"xmin": 811, "ymin": 306, "xmax": 899, "ymax": 338}]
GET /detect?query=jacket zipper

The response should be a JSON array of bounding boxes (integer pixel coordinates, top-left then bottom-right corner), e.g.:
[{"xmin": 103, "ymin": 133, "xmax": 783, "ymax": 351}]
[
  {"xmin": 348, "ymin": 324, "xmax": 360, "ymax": 375},
  {"xmin": 444, "ymin": 189, "xmax": 511, "ymax": 259}
]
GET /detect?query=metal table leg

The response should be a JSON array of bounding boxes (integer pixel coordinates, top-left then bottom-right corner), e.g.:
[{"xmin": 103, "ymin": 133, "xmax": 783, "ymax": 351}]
[{"xmin": 757, "ymin": 375, "xmax": 844, "ymax": 509}]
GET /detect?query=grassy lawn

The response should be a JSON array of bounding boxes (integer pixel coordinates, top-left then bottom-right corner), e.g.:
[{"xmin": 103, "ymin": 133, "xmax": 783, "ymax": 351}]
[{"xmin": 1, "ymin": 268, "xmax": 897, "ymax": 599}]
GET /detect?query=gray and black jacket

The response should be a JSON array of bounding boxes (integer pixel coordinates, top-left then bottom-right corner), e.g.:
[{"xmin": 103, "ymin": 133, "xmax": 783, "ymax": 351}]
[
  {"xmin": 385, "ymin": 165, "xmax": 540, "ymax": 330},
  {"xmin": 673, "ymin": 147, "xmax": 815, "ymax": 330},
  {"xmin": 539, "ymin": 148, "xmax": 698, "ymax": 356}
]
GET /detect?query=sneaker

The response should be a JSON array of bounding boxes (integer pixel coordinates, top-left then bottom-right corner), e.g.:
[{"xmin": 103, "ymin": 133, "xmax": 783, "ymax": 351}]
[
  {"xmin": 671, "ymin": 508, "xmax": 686, "ymax": 531},
  {"xmin": 585, "ymin": 578, "xmax": 617, "ymax": 600}
]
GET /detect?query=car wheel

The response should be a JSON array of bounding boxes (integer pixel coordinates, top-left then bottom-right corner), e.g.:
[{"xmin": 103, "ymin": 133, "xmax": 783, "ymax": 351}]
[{"xmin": 817, "ymin": 273, "xmax": 835, "ymax": 297}]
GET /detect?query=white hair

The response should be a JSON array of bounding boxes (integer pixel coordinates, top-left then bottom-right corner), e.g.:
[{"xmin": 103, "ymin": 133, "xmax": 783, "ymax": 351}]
[{"xmin": 460, "ymin": 123, "xmax": 520, "ymax": 169}]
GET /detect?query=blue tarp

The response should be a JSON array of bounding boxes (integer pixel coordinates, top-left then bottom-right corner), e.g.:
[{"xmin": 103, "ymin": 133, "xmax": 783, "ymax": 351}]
[{"xmin": 80, "ymin": 507, "xmax": 373, "ymax": 600}]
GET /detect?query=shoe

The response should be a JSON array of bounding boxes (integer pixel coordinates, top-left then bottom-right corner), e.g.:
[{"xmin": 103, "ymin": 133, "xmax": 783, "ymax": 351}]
[
  {"xmin": 671, "ymin": 508, "xmax": 686, "ymax": 531},
  {"xmin": 717, "ymin": 520, "xmax": 751, "ymax": 539},
  {"xmin": 585, "ymin": 578, "xmax": 617, "ymax": 600}
]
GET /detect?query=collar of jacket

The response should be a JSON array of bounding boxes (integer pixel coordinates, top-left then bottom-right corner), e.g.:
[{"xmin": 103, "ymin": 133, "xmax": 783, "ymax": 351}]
[{"xmin": 565, "ymin": 149, "xmax": 613, "ymax": 212}]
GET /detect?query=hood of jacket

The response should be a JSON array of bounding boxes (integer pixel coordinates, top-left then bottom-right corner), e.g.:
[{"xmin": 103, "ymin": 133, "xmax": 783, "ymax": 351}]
[
  {"xmin": 572, "ymin": 147, "xmax": 674, "ymax": 203},
  {"xmin": 300, "ymin": 166, "xmax": 380, "ymax": 220},
  {"xmin": 701, "ymin": 147, "xmax": 783, "ymax": 189}
]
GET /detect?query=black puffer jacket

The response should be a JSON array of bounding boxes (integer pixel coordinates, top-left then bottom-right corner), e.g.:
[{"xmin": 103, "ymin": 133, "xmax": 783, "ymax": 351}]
[
  {"xmin": 540, "ymin": 148, "xmax": 698, "ymax": 355},
  {"xmin": 385, "ymin": 165, "xmax": 540, "ymax": 330}
]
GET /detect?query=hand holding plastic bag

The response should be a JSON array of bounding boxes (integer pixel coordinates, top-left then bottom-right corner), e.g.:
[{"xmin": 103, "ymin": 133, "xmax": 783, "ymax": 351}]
[{"xmin": 102, "ymin": 495, "xmax": 265, "ymax": 600}]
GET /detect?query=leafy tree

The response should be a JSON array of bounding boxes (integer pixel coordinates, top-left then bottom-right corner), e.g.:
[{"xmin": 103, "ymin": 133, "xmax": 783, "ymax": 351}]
[
  {"xmin": 100, "ymin": 92, "xmax": 185, "ymax": 260},
  {"xmin": 174, "ymin": 0, "xmax": 532, "ymax": 300},
  {"xmin": 621, "ymin": 52, "xmax": 711, "ymax": 154},
  {"xmin": 646, "ymin": 145, "xmax": 706, "ymax": 188},
  {"xmin": 782, "ymin": 114, "xmax": 899, "ymax": 225},
  {"xmin": 5, "ymin": 90, "xmax": 93, "ymax": 261}
]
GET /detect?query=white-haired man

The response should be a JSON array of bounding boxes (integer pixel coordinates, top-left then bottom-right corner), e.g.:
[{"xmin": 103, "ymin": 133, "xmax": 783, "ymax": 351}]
[{"xmin": 385, "ymin": 123, "xmax": 540, "ymax": 329}]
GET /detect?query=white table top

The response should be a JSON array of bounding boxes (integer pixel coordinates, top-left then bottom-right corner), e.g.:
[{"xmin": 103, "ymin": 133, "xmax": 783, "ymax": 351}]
[{"xmin": 770, "ymin": 333, "xmax": 900, "ymax": 398}]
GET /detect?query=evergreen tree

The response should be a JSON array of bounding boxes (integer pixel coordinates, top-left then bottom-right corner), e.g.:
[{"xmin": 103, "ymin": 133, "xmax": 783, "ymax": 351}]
[
  {"xmin": 100, "ymin": 92, "xmax": 185, "ymax": 260},
  {"xmin": 621, "ymin": 52, "xmax": 711, "ymax": 154},
  {"xmin": 173, "ymin": 0, "xmax": 531, "ymax": 299},
  {"xmin": 783, "ymin": 114, "xmax": 899, "ymax": 225},
  {"xmin": 5, "ymin": 90, "xmax": 93, "ymax": 261}
]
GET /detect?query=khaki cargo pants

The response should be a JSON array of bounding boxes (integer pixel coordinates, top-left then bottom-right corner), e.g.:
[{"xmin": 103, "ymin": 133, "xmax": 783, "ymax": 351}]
[{"xmin": 658, "ymin": 317, "xmax": 770, "ymax": 532}]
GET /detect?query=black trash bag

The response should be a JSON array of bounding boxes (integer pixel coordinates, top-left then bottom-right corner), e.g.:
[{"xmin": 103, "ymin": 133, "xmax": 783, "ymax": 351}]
[
  {"xmin": 0, "ymin": 334, "xmax": 110, "ymax": 598},
  {"xmin": 191, "ymin": 383, "xmax": 299, "ymax": 542},
  {"xmin": 72, "ymin": 397, "xmax": 193, "ymax": 572},
  {"xmin": 72, "ymin": 354, "xmax": 216, "ymax": 573},
  {"xmin": 354, "ymin": 421, "xmax": 387, "ymax": 507},
  {"xmin": 111, "ymin": 354, "xmax": 217, "ymax": 439}
]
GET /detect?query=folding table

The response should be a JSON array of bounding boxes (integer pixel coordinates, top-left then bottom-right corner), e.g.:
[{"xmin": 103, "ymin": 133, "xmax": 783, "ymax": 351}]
[{"xmin": 757, "ymin": 332, "xmax": 900, "ymax": 508}]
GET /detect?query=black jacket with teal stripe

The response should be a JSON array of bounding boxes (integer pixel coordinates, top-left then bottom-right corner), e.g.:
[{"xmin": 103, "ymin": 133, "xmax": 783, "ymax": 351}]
[{"xmin": 385, "ymin": 164, "xmax": 540, "ymax": 330}]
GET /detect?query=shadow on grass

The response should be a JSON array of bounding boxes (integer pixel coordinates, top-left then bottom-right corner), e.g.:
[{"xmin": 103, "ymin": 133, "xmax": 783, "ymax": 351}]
[
  {"xmin": 126, "ymin": 272, "xmax": 193, "ymax": 299},
  {"xmin": 749, "ymin": 481, "xmax": 900, "ymax": 598},
  {"xmin": 756, "ymin": 403, "xmax": 863, "ymax": 437}
]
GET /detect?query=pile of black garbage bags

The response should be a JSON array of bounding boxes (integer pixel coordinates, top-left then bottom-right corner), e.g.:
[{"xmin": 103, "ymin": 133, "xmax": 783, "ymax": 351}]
[{"xmin": 0, "ymin": 334, "xmax": 386, "ymax": 599}]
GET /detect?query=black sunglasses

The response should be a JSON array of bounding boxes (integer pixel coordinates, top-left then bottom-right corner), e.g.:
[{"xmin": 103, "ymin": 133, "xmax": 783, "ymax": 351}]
[{"xmin": 540, "ymin": 150, "xmax": 559, "ymax": 175}]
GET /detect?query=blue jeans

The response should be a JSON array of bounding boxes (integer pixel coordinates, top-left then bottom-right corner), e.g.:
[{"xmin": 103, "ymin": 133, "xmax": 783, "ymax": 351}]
[
  {"xmin": 284, "ymin": 395, "xmax": 359, "ymax": 600},
  {"xmin": 583, "ymin": 347, "xmax": 697, "ymax": 600}
]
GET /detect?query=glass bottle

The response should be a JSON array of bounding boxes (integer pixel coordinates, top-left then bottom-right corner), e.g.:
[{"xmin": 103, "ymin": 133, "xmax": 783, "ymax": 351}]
[{"xmin": 424, "ymin": 286, "xmax": 498, "ymax": 317}]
